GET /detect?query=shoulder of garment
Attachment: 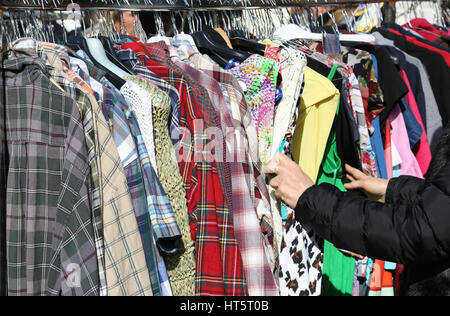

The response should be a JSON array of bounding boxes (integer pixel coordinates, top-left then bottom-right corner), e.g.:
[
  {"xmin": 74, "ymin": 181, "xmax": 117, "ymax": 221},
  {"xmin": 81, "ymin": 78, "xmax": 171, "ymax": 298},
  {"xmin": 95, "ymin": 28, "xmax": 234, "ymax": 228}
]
[{"xmin": 301, "ymin": 66, "xmax": 340, "ymax": 110}]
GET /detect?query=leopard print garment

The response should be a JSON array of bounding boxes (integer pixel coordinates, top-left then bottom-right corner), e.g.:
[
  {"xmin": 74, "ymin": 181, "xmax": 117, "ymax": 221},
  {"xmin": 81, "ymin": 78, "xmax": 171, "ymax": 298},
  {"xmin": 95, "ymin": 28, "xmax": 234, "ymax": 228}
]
[{"xmin": 279, "ymin": 209, "xmax": 323, "ymax": 296}]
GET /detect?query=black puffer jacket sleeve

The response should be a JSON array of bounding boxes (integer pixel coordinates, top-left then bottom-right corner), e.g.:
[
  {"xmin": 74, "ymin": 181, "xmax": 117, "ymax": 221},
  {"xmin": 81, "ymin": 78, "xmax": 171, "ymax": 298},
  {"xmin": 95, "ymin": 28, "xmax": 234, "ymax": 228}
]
[{"xmin": 295, "ymin": 161, "xmax": 450, "ymax": 265}]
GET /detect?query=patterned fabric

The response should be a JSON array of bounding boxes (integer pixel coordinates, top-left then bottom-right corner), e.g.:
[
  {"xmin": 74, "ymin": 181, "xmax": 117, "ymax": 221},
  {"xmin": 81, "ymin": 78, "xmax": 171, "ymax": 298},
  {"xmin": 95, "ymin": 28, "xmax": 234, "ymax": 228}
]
[
  {"xmin": 41, "ymin": 42, "xmax": 154, "ymax": 296},
  {"xmin": 122, "ymin": 41, "xmax": 255, "ymax": 296},
  {"xmin": 72, "ymin": 74, "xmax": 152, "ymax": 297},
  {"xmin": 84, "ymin": 72, "xmax": 162, "ymax": 296},
  {"xmin": 342, "ymin": 48, "xmax": 385, "ymax": 130},
  {"xmin": 165, "ymin": 45, "xmax": 233, "ymax": 218},
  {"xmin": 103, "ymin": 80, "xmax": 176, "ymax": 296},
  {"xmin": 347, "ymin": 70, "xmax": 378, "ymax": 178},
  {"xmin": 266, "ymin": 48, "xmax": 307, "ymax": 255},
  {"xmin": 2, "ymin": 53, "xmax": 99, "ymax": 296},
  {"xmin": 120, "ymin": 80, "xmax": 158, "ymax": 173},
  {"xmin": 50, "ymin": 45, "xmax": 154, "ymax": 296},
  {"xmin": 78, "ymin": 50, "xmax": 182, "ymax": 249},
  {"xmin": 116, "ymin": 48, "xmax": 181, "ymax": 145},
  {"xmin": 264, "ymin": 45, "xmax": 282, "ymax": 65},
  {"xmin": 38, "ymin": 42, "xmax": 107, "ymax": 296},
  {"xmin": 123, "ymin": 75, "xmax": 196, "ymax": 296},
  {"xmin": 279, "ymin": 212, "xmax": 323, "ymax": 296},
  {"xmin": 182, "ymin": 46, "xmax": 278, "ymax": 296},
  {"xmin": 229, "ymin": 55, "xmax": 280, "ymax": 166}
]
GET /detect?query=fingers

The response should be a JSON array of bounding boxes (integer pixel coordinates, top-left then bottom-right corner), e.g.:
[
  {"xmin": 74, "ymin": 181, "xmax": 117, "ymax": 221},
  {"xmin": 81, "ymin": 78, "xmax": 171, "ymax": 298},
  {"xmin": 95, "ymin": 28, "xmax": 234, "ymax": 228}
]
[
  {"xmin": 263, "ymin": 153, "xmax": 281, "ymax": 175},
  {"xmin": 346, "ymin": 173, "xmax": 356, "ymax": 182},
  {"xmin": 263, "ymin": 152, "xmax": 293, "ymax": 174},
  {"xmin": 269, "ymin": 175, "xmax": 281, "ymax": 189},
  {"xmin": 343, "ymin": 180, "xmax": 363, "ymax": 190},
  {"xmin": 345, "ymin": 164, "xmax": 366, "ymax": 180}
]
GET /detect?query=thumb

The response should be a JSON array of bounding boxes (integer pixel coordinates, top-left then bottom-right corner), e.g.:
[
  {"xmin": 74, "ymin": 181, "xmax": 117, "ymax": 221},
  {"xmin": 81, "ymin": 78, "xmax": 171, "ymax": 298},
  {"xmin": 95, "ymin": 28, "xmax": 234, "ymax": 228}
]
[
  {"xmin": 263, "ymin": 154, "xmax": 280, "ymax": 174},
  {"xmin": 344, "ymin": 180, "xmax": 364, "ymax": 190}
]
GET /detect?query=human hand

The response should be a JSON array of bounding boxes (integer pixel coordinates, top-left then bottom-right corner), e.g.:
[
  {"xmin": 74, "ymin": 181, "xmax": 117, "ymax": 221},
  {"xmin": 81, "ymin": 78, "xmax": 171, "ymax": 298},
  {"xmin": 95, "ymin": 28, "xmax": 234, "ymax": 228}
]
[
  {"xmin": 343, "ymin": 164, "xmax": 388, "ymax": 202},
  {"xmin": 263, "ymin": 153, "xmax": 314, "ymax": 209}
]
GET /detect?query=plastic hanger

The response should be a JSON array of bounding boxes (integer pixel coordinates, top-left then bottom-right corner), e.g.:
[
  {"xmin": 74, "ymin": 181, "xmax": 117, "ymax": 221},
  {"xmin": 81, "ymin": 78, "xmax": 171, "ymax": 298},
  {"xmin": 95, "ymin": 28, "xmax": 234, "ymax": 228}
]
[
  {"xmin": 147, "ymin": 12, "xmax": 171, "ymax": 45},
  {"xmin": 98, "ymin": 35, "xmax": 133, "ymax": 74},
  {"xmin": 172, "ymin": 11, "xmax": 199, "ymax": 52},
  {"xmin": 273, "ymin": 23, "xmax": 376, "ymax": 44},
  {"xmin": 191, "ymin": 31, "xmax": 245, "ymax": 67},
  {"xmin": 229, "ymin": 36, "xmax": 266, "ymax": 55},
  {"xmin": 85, "ymin": 37, "xmax": 129, "ymax": 78}
]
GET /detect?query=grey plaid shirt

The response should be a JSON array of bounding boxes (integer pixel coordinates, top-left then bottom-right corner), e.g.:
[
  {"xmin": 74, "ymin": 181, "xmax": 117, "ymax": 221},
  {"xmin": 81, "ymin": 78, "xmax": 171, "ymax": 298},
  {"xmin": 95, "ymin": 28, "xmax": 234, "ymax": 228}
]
[{"xmin": 1, "ymin": 55, "xmax": 100, "ymax": 295}]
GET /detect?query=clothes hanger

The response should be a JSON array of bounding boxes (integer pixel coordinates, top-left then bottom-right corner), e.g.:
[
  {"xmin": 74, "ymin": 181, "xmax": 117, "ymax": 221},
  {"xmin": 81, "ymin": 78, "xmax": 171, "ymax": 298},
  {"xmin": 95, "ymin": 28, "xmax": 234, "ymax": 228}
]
[
  {"xmin": 96, "ymin": 12, "xmax": 133, "ymax": 74},
  {"xmin": 172, "ymin": 11, "xmax": 198, "ymax": 51},
  {"xmin": 85, "ymin": 38, "xmax": 129, "ymax": 78},
  {"xmin": 273, "ymin": 19, "xmax": 376, "ymax": 44},
  {"xmin": 191, "ymin": 10, "xmax": 251, "ymax": 67},
  {"xmin": 64, "ymin": 10, "xmax": 126, "ymax": 89},
  {"xmin": 147, "ymin": 11, "xmax": 171, "ymax": 45},
  {"xmin": 229, "ymin": 8, "xmax": 272, "ymax": 55}
]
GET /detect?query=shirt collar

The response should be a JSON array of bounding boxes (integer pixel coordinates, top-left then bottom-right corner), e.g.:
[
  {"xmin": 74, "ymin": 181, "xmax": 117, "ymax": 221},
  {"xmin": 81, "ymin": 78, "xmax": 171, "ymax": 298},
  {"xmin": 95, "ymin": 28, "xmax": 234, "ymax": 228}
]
[
  {"xmin": 302, "ymin": 66, "xmax": 339, "ymax": 109},
  {"xmin": 122, "ymin": 41, "xmax": 169, "ymax": 66},
  {"xmin": 116, "ymin": 49, "xmax": 142, "ymax": 68},
  {"xmin": 40, "ymin": 42, "xmax": 71, "ymax": 70}
]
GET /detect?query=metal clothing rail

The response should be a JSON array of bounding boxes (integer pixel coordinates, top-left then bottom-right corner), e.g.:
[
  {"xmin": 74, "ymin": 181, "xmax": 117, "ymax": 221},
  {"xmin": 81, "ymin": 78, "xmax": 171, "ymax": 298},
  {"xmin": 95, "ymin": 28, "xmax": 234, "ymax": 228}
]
[{"xmin": 0, "ymin": 0, "xmax": 438, "ymax": 11}]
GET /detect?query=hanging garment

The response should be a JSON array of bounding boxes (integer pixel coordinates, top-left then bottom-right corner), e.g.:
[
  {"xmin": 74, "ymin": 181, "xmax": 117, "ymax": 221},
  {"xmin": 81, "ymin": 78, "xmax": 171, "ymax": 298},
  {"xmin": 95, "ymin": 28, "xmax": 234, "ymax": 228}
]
[
  {"xmin": 77, "ymin": 49, "xmax": 183, "ymax": 255},
  {"xmin": 121, "ymin": 76, "xmax": 197, "ymax": 296},
  {"xmin": 372, "ymin": 32, "xmax": 443, "ymax": 152},
  {"xmin": 378, "ymin": 27, "xmax": 450, "ymax": 124},
  {"xmin": 42, "ymin": 42, "xmax": 153, "ymax": 296},
  {"xmin": 318, "ymin": 65, "xmax": 357, "ymax": 297},
  {"xmin": 163, "ymin": 47, "xmax": 264, "ymax": 296},
  {"xmin": 70, "ymin": 55, "xmax": 162, "ymax": 295},
  {"xmin": 268, "ymin": 48, "xmax": 307, "ymax": 254},
  {"xmin": 104, "ymin": 79, "xmax": 176, "ymax": 296},
  {"xmin": 291, "ymin": 67, "xmax": 340, "ymax": 181},
  {"xmin": 317, "ymin": 98, "xmax": 356, "ymax": 297},
  {"xmin": 1, "ymin": 51, "xmax": 99, "ymax": 296},
  {"xmin": 123, "ymin": 42, "xmax": 273, "ymax": 296},
  {"xmin": 229, "ymin": 54, "xmax": 280, "ymax": 166},
  {"xmin": 403, "ymin": 18, "xmax": 450, "ymax": 42},
  {"xmin": 389, "ymin": 104, "xmax": 423, "ymax": 177},
  {"xmin": 116, "ymin": 48, "xmax": 181, "ymax": 145},
  {"xmin": 176, "ymin": 45, "xmax": 276, "ymax": 296},
  {"xmin": 171, "ymin": 43, "xmax": 277, "ymax": 296},
  {"xmin": 398, "ymin": 69, "xmax": 432, "ymax": 174},
  {"xmin": 279, "ymin": 67, "xmax": 340, "ymax": 296},
  {"xmin": 36, "ymin": 43, "xmax": 108, "ymax": 296}
]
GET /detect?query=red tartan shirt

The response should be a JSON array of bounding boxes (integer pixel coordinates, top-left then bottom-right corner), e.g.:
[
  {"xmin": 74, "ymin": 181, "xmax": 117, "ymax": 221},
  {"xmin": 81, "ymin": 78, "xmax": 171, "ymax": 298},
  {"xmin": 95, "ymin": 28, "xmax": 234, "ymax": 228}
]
[{"xmin": 122, "ymin": 41, "xmax": 248, "ymax": 296}]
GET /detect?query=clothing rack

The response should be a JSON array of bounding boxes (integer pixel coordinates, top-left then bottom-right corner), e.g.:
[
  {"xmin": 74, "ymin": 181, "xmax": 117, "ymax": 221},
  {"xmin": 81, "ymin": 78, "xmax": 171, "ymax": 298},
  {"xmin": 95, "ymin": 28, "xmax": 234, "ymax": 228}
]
[{"xmin": 0, "ymin": 0, "xmax": 440, "ymax": 11}]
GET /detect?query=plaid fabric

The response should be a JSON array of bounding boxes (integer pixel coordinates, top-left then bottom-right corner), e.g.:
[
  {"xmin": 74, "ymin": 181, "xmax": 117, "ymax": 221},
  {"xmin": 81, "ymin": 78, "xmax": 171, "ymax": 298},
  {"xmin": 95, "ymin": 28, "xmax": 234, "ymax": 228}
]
[
  {"xmin": 102, "ymin": 80, "xmax": 181, "ymax": 252},
  {"xmin": 182, "ymin": 47, "xmax": 278, "ymax": 296},
  {"xmin": 77, "ymin": 50, "xmax": 182, "ymax": 248},
  {"xmin": 0, "ymin": 53, "xmax": 6, "ymax": 296},
  {"xmin": 38, "ymin": 43, "xmax": 107, "ymax": 296},
  {"xmin": 104, "ymin": 79, "xmax": 176, "ymax": 296},
  {"xmin": 123, "ymin": 41, "xmax": 250, "ymax": 296},
  {"xmin": 115, "ymin": 49, "xmax": 181, "ymax": 145},
  {"xmin": 1, "ymin": 54, "xmax": 99, "ymax": 295},
  {"xmin": 123, "ymin": 75, "xmax": 196, "ymax": 296},
  {"xmin": 42, "ymin": 43, "xmax": 153, "ymax": 296},
  {"xmin": 109, "ymin": 91, "xmax": 161, "ymax": 296},
  {"xmin": 164, "ymin": 45, "xmax": 233, "ymax": 212},
  {"xmin": 104, "ymin": 81, "xmax": 176, "ymax": 295},
  {"xmin": 71, "ymin": 60, "xmax": 163, "ymax": 296},
  {"xmin": 73, "ymin": 76, "xmax": 153, "ymax": 296},
  {"xmin": 153, "ymin": 235, "xmax": 172, "ymax": 296}
]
